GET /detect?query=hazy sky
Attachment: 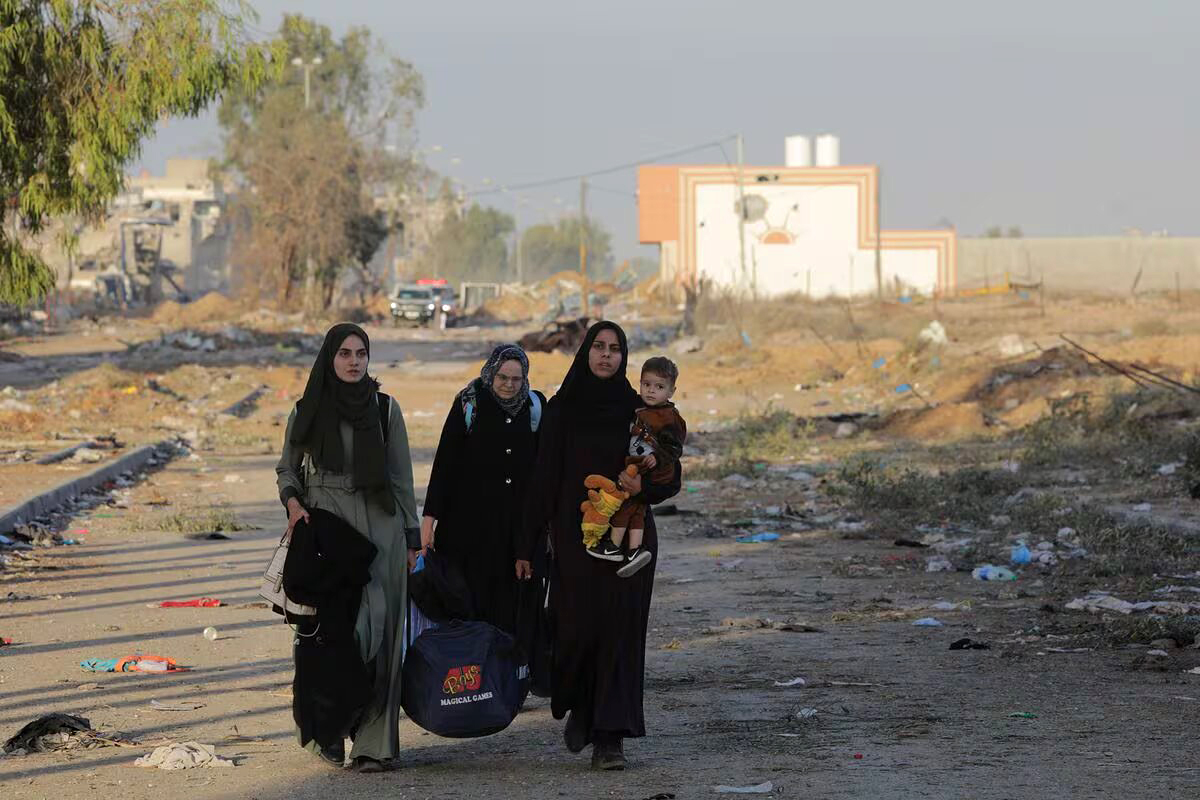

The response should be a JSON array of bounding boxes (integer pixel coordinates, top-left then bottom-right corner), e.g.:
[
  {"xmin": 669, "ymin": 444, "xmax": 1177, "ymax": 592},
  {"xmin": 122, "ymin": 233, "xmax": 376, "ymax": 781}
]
[{"xmin": 138, "ymin": 0, "xmax": 1200, "ymax": 259}]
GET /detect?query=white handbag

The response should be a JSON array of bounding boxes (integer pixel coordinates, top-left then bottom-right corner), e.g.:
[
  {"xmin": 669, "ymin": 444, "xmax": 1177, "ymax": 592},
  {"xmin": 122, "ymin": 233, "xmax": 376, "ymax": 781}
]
[{"xmin": 259, "ymin": 532, "xmax": 318, "ymax": 619}]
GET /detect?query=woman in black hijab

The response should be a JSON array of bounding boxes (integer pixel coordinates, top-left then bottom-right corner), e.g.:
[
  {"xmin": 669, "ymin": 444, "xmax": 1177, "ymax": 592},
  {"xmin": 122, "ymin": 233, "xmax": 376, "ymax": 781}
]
[
  {"xmin": 520, "ymin": 321, "xmax": 681, "ymax": 770},
  {"xmin": 276, "ymin": 323, "xmax": 421, "ymax": 772},
  {"xmin": 421, "ymin": 343, "xmax": 546, "ymax": 633}
]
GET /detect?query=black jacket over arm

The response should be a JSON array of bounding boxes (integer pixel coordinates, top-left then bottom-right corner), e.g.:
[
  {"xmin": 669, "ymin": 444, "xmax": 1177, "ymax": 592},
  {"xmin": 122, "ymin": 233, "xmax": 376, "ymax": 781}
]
[{"xmin": 284, "ymin": 508, "xmax": 378, "ymax": 751}]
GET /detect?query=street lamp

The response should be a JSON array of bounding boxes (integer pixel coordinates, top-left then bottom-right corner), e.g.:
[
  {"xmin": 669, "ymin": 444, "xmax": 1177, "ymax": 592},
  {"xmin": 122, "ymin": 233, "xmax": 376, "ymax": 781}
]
[{"xmin": 291, "ymin": 56, "xmax": 323, "ymax": 110}]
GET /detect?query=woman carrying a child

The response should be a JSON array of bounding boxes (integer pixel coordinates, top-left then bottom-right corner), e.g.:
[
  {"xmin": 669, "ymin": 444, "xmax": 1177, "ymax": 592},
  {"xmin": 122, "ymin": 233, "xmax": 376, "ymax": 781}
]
[{"xmin": 521, "ymin": 321, "xmax": 681, "ymax": 770}]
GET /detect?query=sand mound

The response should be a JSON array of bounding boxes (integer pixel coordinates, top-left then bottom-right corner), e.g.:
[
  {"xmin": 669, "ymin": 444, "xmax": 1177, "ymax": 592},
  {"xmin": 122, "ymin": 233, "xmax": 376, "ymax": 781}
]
[
  {"xmin": 885, "ymin": 401, "xmax": 989, "ymax": 441},
  {"xmin": 151, "ymin": 292, "xmax": 236, "ymax": 327}
]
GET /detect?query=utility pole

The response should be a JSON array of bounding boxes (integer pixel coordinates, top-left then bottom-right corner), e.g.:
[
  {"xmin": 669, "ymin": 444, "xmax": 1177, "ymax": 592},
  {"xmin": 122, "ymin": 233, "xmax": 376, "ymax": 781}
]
[
  {"xmin": 580, "ymin": 177, "xmax": 589, "ymax": 317},
  {"xmin": 874, "ymin": 165, "xmax": 883, "ymax": 302},
  {"xmin": 735, "ymin": 133, "xmax": 749, "ymax": 293}
]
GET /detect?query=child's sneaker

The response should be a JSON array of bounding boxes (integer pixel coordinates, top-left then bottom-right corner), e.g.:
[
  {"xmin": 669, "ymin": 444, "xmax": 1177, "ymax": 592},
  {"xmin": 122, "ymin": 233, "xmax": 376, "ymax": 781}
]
[
  {"xmin": 617, "ymin": 547, "xmax": 652, "ymax": 577},
  {"xmin": 586, "ymin": 533, "xmax": 624, "ymax": 562}
]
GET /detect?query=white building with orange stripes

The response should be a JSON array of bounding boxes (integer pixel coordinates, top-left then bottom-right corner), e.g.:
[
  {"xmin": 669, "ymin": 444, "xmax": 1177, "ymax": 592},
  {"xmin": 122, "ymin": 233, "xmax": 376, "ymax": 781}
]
[{"xmin": 637, "ymin": 137, "xmax": 955, "ymax": 298}]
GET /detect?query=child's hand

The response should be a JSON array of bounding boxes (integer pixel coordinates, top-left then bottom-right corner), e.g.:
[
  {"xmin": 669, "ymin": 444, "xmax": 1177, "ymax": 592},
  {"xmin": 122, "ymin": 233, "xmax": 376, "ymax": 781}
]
[{"xmin": 643, "ymin": 454, "xmax": 657, "ymax": 470}]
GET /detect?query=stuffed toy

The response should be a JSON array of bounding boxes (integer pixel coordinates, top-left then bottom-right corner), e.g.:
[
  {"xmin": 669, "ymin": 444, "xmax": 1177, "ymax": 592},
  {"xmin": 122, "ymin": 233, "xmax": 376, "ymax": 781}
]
[{"xmin": 579, "ymin": 466, "xmax": 636, "ymax": 548}]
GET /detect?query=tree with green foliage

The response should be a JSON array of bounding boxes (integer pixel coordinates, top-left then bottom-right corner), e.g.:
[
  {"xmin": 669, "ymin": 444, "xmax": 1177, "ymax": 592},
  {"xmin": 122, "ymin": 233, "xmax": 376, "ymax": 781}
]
[
  {"xmin": 218, "ymin": 13, "xmax": 424, "ymax": 309},
  {"xmin": 416, "ymin": 204, "xmax": 515, "ymax": 284},
  {"xmin": 520, "ymin": 218, "xmax": 612, "ymax": 282},
  {"xmin": 0, "ymin": 0, "xmax": 277, "ymax": 306}
]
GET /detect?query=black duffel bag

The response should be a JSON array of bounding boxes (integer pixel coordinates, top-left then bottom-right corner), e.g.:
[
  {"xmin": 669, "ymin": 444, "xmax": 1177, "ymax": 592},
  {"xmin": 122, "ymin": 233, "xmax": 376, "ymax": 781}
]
[{"xmin": 401, "ymin": 620, "xmax": 529, "ymax": 738}]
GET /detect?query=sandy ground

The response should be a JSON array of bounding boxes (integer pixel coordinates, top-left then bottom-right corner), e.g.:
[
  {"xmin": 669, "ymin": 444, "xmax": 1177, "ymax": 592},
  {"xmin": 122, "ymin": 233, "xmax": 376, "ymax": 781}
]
[{"xmin": 5, "ymin": 306, "xmax": 1200, "ymax": 798}]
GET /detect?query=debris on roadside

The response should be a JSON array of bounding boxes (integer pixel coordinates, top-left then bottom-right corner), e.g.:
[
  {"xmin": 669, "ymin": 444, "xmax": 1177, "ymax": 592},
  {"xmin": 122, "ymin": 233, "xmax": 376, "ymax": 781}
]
[
  {"xmin": 158, "ymin": 597, "xmax": 222, "ymax": 608},
  {"xmin": 949, "ymin": 638, "xmax": 990, "ymax": 650},
  {"xmin": 713, "ymin": 781, "xmax": 774, "ymax": 794},
  {"xmin": 1064, "ymin": 591, "xmax": 1200, "ymax": 615},
  {"xmin": 80, "ymin": 655, "xmax": 188, "ymax": 673},
  {"xmin": 149, "ymin": 700, "xmax": 205, "ymax": 712},
  {"xmin": 972, "ymin": 565, "xmax": 1017, "ymax": 581},
  {"xmin": 3, "ymin": 714, "xmax": 134, "ymax": 754},
  {"xmin": 707, "ymin": 617, "xmax": 822, "ymax": 634},
  {"xmin": 134, "ymin": 741, "xmax": 235, "ymax": 769}
]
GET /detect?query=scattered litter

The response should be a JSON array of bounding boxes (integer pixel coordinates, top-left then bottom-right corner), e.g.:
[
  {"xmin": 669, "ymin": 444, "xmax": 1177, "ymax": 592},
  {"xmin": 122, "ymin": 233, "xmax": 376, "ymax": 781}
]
[
  {"xmin": 203, "ymin": 627, "xmax": 220, "ymax": 642},
  {"xmin": 1010, "ymin": 544, "xmax": 1031, "ymax": 565},
  {"xmin": 1008, "ymin": 712, "xmax": 1037, "ymax": 719},
  {"xmin": 714, "ymin": 782, "xmax": 773, "ymax": 794},
  {"xmin": 872, "ymin": 357, "xmax": 887, "ymax": 369},
  {"xmin": 786, "ymin": 471, "xmax": 815, "ymax": 482},
  {"xmin": 1158, "ymin": 463, "xmax": 1182, "ymax": 476},
  {"xmin": 834, "ymin": 422, "xmax": 858, "ymax": 439},
  {"xmin": 912, "ymin": 617, "xmax": 943, "ymax": 627},
  {"xmin": 709, "ymin": 617, "xmax": 822, "ymax": 634},
  {"xmin": 949, "ymin": 638, "xmax": 990, "ymax": 650},
  {"xmin": 735, "ymin": 532, "xmax": 780, "ymax": 543},
  {"xmin": 134, "ymin": 741, "xmax": 235, "ymax": 770},
  {"xmin": 854, "ymin": 753, "xmax": 864, "ymax": 760},
  {"xmin": 671, "ymin": 578, "xmax": 696, "ymax": 585},
  {"xmin": 773, "ymin": 677, "xmax": 806, "ymax": 687},
  {"xmin": 926, "ymin": 556, "xmax": 955, "ymax": 573},
  {"xmin": 1064, "ymin": 593, "xmax": 1137, "ymax": 615},
  {"xmin": 1184, "ymin": 667, "xmax": 1200, "ymax": 676},
  {"xmin": 2, "ymin": 714, "xmax": 132, "ymax": 754},
  {"xmin": 150, "ymin": 700, "xmax": 205, "ymax": 712},
  {"xmin": 80, "ymin": 655, "xmax": 187, "ymax": 673},
  {"xmin": 997, "ymin": 334, "xmax": 1026, "ymax": 358},
  {"xmin": 929, "ymin": 601, "xmax": 960, "ymax": 611},
  {"xmin": 1131, "ymin": 503, "xmax": 1152, "ymax": 513},
  {"xmin": 1, "ymin": 637, "xmax": 12, "ymax": 647},
  {"xmin": 893, "ymin": 538, "xmax": 927, "ymax": 548},
  {"xmin": 1044, "ymin": 647, "xmax": 1093, "ymax": 654},
  {"xmin": 972, "ymin": 565, "xmax": 1017, "ymax": 581},
  {"xmin": 223, "ymin": 474, "xmax": 244, "ymax": 484},
  {"xmin": 796, "ymin": 708, "xmax": 819, "ymax": 719},
  {"xmin": 917, "ymin": 321, "xmax": 948, "ymax": 346},
  {"xmin": 1146, "ymin": 649, "xmax": 1171, "ymax": 658},
  {"xmin": 160, "ymin": 597, "xmax": 222, "ymax": 608}
]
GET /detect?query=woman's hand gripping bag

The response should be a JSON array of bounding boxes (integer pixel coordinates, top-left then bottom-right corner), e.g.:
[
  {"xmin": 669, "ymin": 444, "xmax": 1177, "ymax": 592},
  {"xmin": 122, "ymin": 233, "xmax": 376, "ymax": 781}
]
[{"xmin": 401, "ymin": 620, "xmax": 529, "ymax": 738}]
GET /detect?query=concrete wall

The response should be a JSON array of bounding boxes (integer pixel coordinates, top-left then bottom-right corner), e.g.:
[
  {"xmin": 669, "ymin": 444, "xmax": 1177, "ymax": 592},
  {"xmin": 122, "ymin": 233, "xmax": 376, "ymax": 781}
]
[
  {"xmin": 692, "ymin": 182, "xmax": 943, "ymax": 298},
  {"xmin": 958, "ymin": 237, "xmax": 1200, "ymax": 293}
]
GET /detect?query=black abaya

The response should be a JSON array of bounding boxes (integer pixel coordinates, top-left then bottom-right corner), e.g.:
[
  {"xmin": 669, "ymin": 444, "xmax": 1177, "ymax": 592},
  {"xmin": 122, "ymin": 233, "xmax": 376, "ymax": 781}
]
[
  {"xmin": 521, "ymin": 321, "xmax": 681, "ymax": 740},
  {"xmin": 424, "ymin": 385, "xmax": 544, "ymax": 634}
]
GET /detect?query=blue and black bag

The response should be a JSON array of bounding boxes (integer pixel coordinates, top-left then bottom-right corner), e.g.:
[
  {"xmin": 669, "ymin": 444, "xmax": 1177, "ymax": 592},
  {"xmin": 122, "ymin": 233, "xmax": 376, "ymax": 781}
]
[{"xmin": 401, "ymin": 620, "xmax": 529, "ymax": 738}]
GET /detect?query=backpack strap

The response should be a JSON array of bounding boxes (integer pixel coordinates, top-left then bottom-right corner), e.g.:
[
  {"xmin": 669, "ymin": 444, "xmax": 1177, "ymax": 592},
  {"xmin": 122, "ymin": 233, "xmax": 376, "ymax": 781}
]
[
  {"xmin": 529, "ymin": 392, "xmax": 542, "ymax": 432},
  {"xmin": 377, "ymin": 393, "xmax": 390, "ymax": 443},
  {"xmin": 463, "ymin": 399, "xmax": 476, "ymax": 433}
]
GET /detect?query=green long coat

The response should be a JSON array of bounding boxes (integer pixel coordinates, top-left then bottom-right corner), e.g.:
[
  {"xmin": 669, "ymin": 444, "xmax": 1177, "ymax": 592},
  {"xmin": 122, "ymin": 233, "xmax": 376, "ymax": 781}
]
[{"xmin": 275, "ymin": 395, "xmax": 420, "ymax": 761}]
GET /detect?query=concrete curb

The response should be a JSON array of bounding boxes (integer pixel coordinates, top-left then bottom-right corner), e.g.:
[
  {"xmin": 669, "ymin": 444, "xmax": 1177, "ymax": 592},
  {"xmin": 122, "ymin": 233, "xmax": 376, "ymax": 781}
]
[{"xmin": 0, "ymin": 440, "xmax": 175, "ymax": 533}]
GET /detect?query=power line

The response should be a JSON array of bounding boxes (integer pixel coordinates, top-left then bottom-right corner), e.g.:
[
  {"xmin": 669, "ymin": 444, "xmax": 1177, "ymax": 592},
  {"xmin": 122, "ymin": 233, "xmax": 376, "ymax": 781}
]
[{"xmin": 465, "ymin": 135, "xmax": 738, "ymax": 197}]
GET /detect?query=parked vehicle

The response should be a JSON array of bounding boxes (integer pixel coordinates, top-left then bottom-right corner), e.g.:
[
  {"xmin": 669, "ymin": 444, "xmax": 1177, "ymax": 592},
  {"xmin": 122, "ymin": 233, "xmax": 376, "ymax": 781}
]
[
  {"xmin": 427, "ymin": 284, "xmax": 459, "ymax": 327},
  {"xmin": 390, "ymin": 285, "xmax": 438, "ymax": 327}
]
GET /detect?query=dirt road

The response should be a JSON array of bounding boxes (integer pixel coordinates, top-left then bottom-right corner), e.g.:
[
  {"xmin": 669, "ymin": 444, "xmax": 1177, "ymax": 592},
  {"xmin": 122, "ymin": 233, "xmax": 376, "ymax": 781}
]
[
  {"xmin": 4, "ymin": 435, "xmax": 1198, "ymax": 799},
  {"xmin": 5, "ymin": 316, "xmax": 1200, "ymax": 799}
]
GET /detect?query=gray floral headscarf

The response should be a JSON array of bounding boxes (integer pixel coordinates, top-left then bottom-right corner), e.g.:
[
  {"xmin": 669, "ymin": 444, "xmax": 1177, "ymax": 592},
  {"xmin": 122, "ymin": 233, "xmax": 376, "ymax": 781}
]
[{"xmin": 461, "ymin": 343, "xmax": 530, "ymax": 418}]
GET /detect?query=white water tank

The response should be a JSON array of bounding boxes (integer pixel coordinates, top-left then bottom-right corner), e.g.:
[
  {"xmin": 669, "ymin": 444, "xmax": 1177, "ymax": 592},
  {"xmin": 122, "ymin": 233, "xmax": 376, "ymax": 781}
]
[
  {"xmin": 785, "ymin": 135, "xmax": 813, "ymax": 167},
  {"xmin": 815, "ymin": 134, "xmax": 840, "ymax": 167}
]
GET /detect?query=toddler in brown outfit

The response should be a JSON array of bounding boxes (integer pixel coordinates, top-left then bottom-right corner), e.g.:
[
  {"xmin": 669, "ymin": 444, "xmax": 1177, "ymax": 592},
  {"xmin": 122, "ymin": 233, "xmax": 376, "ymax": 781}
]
[{"xmin": 587, "ymin": 356, "xmax": 687, "ymax": 577}]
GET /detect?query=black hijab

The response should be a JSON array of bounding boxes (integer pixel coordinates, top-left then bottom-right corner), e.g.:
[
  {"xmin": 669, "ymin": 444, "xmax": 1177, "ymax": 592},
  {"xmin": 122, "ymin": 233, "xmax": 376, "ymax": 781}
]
[
  {"xmin": 552, "ymin": 321, "xmax": 639, "ymax": 423},
  {"xmin": 291, "ymin": 323, "xmax": 394, "ymax": 515}
]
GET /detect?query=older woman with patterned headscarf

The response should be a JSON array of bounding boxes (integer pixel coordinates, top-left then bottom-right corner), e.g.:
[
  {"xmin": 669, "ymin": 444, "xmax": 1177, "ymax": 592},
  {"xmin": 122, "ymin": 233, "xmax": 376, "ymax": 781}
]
[{"xmin": 420, "ymin": 343, "xmax": 546, "ymax": 635}]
